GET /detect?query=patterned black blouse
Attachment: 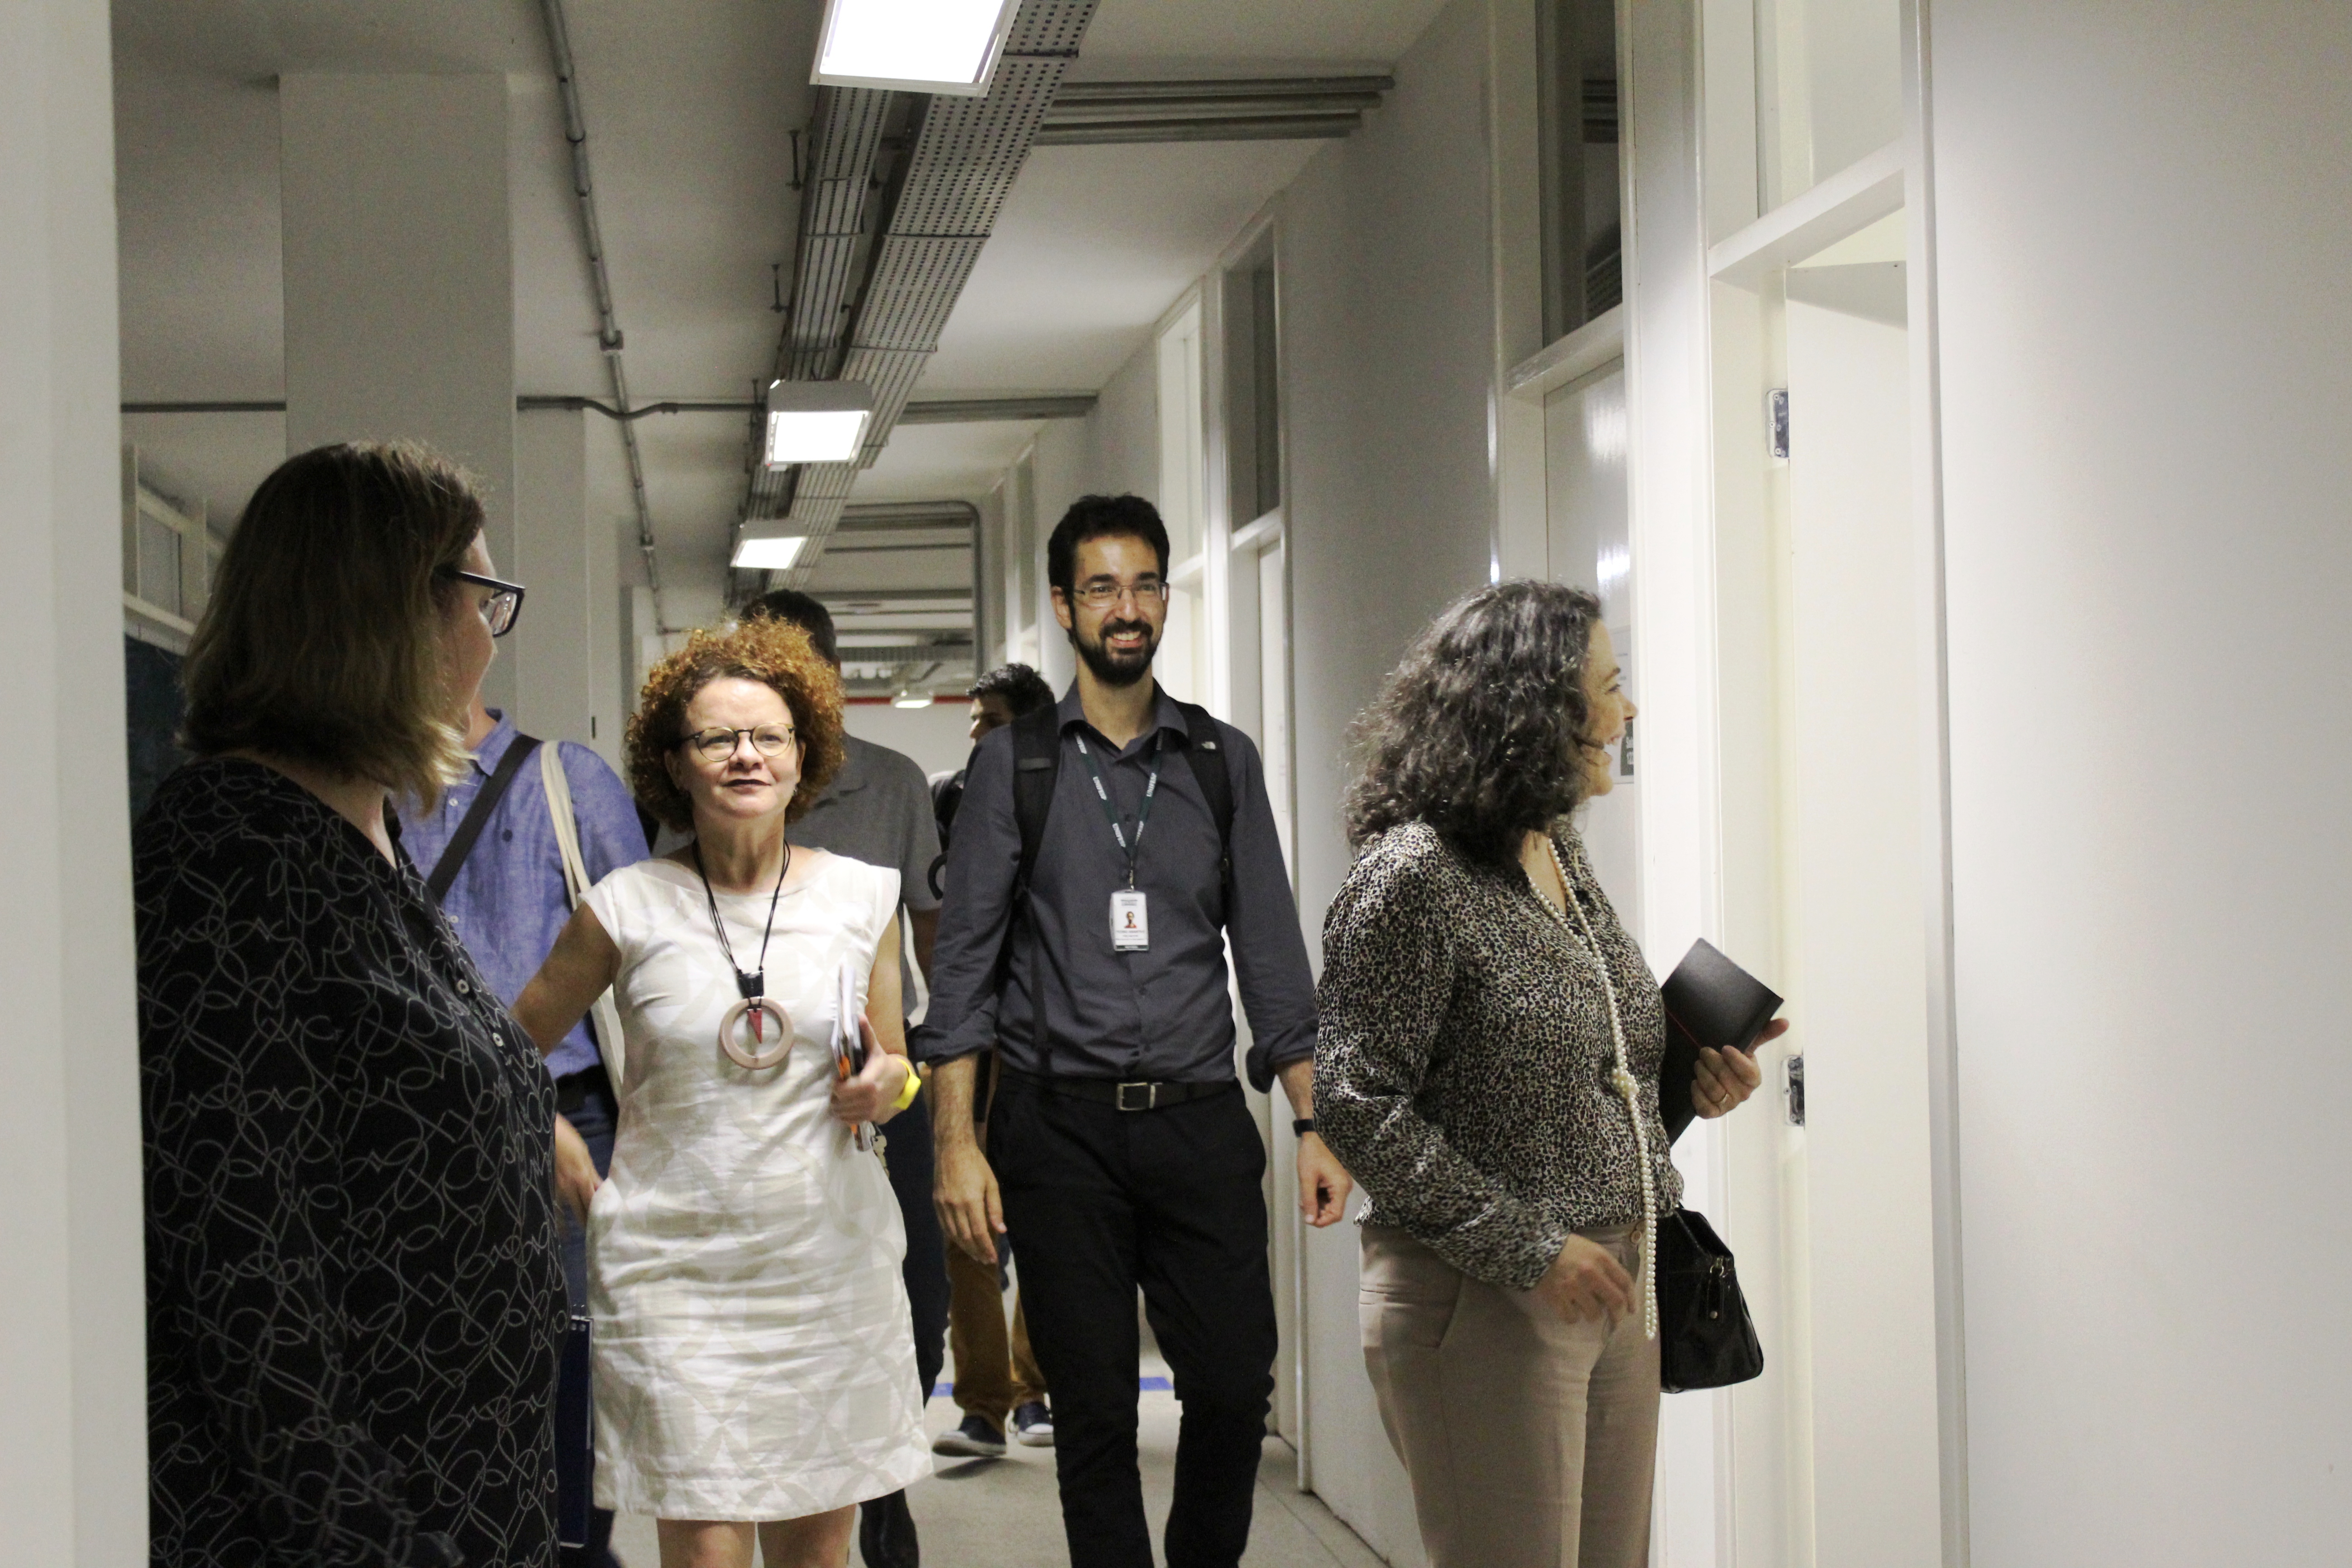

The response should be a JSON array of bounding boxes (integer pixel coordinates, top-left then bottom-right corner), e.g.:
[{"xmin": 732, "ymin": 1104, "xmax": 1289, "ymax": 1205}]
[
  {"xmin": 1314, "ymin": 820, "xmax": 1680, "ymax": 1292},
  {"xmin": 137, "ymin": 760, "xmax": 566, "ymax": 1568}
]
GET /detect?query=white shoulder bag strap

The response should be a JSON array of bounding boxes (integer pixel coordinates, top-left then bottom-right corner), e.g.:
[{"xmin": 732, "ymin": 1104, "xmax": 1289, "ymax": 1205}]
[{"xmin": 541, "ymin": 743, "xmax": 628, "ymax": 1092}]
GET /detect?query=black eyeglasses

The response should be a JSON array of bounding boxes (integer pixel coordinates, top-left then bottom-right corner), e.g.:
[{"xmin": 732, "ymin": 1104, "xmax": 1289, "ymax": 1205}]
[
  {"xmin": 447, "ymin": 570, "xmax": 527, "ymax": 637},
  {"xmin": 681, "ymin": 725, "xmax": 799, "ymax": 762}
]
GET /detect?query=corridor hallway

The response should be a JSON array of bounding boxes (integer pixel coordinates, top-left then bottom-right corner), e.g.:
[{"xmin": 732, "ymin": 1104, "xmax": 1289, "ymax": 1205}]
[{"xmin": 15, "ymin": 0, "xmax": 2352, "ymax": 1563}]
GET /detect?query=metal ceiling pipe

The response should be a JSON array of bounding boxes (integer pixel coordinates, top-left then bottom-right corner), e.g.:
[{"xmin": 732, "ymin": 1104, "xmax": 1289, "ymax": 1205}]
[
  {"xmin": 895, "ymin": 394, "xmax": 1096, "ymax": 423},
  {"xmin": 1034, "ymin": 115, "xmax": 1368, "ymax": 145},
  {"xmin": 1048, "ymin": 75, "xmax": 1394, "ymax": 104},
  {"xmin": 539, "ymin": 0, "xmax": 675, "ymax": 632}
]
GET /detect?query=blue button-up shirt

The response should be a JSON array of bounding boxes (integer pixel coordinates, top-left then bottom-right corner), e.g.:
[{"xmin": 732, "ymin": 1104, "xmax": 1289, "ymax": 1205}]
[{"xmin": 397, "ymin": 711, "xmax": 649, "ymax": 1078}]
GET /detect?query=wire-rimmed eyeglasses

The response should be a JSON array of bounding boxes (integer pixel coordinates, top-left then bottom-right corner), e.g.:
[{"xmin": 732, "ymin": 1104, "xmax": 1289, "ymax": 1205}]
[
  {"xmin": 681, "ymin": 725, "xmax": 799, "ymax": 763},
  {"xmin": 449, "ymin": 569, "xmax": 527, "ymax": 637},
  {"xmin": 1067, "ymin": 576, "xmax": 1171, "ymax": 610}
]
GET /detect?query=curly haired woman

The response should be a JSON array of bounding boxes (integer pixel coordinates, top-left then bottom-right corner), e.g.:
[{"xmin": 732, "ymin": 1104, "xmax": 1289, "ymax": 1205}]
[
  {"xmin": 1314, "ymin": 581, "xmax": 1780, "ymax": 1568},
  {"xmin": 514, "ymin": 619, "xmax": 930, "ymax": 1568}
]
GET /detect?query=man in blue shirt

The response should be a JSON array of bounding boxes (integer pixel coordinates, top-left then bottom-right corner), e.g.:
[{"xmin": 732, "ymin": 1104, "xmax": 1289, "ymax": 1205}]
[{"xmin": 399, "ymin": 692, "xmax": 647, "ymax": 1568}]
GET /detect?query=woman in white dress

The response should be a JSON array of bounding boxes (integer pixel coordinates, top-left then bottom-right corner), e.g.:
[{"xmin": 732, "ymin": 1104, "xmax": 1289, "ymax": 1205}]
[{"xmin": 517, "ymin": 618, "xmax": 931, "ymax": 1568}]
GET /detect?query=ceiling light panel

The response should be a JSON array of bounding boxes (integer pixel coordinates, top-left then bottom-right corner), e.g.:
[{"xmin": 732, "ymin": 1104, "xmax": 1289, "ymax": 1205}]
[
  {"xmin": 764, "ymin": 380, "xmax": 876, "ymax": 467},
  {"xmin": 733, "ymin": 536, "xmax": 809, "ymax": 571},
  {"xmin": 813, "ymin": 0, "xmax": 1023, "ymax": 96}
]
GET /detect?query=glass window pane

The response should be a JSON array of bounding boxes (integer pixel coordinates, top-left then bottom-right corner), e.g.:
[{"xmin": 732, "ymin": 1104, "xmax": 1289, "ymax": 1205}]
[
  {"xmin": 137, "ymin": 513, "xmax": 181, "ymax": 617},
  {"xmin": 1538, "ymin": 0, "xmax": 1621, "ymax": 343}
]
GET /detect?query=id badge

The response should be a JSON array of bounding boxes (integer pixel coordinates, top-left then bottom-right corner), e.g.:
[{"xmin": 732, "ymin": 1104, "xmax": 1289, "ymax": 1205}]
[{"xmin": 1110, "ymin": 889, "xmax": 1150, "ymax": 951}]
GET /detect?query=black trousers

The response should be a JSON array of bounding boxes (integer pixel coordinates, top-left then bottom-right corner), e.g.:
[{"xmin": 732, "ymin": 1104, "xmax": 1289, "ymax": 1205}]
[
  {"xmin": 884, "ymin": 1091, "xmax": 952, "ymax": 1402},
  {"xmin": 990, "ymin": 1075, "xmax": 1277, "ymax": 1568},
  {"xmin": 556, "ymin": 1070, "xmax": 619, "ymax": 1568}
]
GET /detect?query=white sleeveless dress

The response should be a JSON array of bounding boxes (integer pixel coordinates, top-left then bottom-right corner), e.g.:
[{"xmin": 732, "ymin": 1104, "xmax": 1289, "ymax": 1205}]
[{"xmin": 581, "ymin": 851, "xmax": 931, "ymax": 1520}]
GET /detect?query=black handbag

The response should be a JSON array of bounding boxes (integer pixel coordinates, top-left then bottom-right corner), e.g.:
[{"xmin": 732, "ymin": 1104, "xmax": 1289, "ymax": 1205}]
[{"xmin": 1655, "ymin": 1207, "xmax": 1764, "ymax": 1392}]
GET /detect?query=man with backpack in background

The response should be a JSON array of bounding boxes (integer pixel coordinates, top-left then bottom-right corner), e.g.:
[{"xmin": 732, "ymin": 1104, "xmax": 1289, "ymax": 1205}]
[
  {"xmin": 919, "ymin": 495, "xmax": 1353, "ymax": 1568},
  {"xmin": 742, "ymin": 588, "xmax": 949, "ymax": 1568}
]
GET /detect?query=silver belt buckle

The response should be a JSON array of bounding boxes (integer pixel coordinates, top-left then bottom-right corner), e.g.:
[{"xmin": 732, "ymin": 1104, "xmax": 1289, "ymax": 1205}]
[{"xmin": 1116, "ymin": 1081, "xmax": 1158, "ymax": 1112}]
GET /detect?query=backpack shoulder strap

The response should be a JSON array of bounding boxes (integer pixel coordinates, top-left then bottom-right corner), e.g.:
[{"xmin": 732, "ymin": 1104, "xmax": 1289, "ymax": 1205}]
[
  {"xmin": 1171, "ymin": 701, "xmax": 1235, "ymax": 882},
  {"xmin": 1009, "ymin": 702, "xmax": 1063, "ymax": 897},
  {"xmin": 426, "ymin": 734, "xmax": 540, "ymax": 902}
]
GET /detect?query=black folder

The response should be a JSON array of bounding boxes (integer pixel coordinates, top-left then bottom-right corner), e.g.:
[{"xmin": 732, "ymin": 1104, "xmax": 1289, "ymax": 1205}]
[{"xmin": 1659, "ymin": 939, "xmax": 1783, "ymax": 1143}]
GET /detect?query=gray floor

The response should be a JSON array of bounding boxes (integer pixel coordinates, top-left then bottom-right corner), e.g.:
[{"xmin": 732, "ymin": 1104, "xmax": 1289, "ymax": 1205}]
[{"xmin": 608, "ymin": 1360, "xmax": 1389, "ymax": 1568}]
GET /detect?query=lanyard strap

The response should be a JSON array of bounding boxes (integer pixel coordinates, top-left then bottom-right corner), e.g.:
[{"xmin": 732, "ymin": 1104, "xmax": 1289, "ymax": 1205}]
[{"xmin": 1072, "ymin": 731, "xmax": 1161, "ymax": 888}]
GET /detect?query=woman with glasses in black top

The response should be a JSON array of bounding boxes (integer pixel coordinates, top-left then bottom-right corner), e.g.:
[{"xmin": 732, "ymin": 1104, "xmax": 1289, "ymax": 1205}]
[{"xmin": 137, "ymin": 442, "xmax": 564, "ymax": 1568}]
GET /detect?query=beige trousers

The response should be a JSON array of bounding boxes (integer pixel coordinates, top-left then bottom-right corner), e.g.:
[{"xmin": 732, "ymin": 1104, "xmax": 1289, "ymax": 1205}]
[{"xmin": 1359, "ymin": 1223, "xmax": 1660, "ymax": 1568}]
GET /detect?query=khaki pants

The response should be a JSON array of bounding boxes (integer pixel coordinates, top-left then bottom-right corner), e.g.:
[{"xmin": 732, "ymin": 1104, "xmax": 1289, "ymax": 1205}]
[
  {"xmin": 1359, "ymin": 1223, "xmax": 1659, "ymax": 1568},
  {"xmin": 945, "ymin": 1239, "xmax": 1048, "ymax": 1426}
]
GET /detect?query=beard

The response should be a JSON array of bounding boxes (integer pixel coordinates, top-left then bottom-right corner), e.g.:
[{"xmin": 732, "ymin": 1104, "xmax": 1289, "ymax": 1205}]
[{"xmin": 1071, "ymin": 615, "xmax": 1160, "ymax": 688}]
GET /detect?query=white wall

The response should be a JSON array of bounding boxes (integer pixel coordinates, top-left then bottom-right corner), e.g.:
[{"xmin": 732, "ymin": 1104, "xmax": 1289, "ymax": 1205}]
[
  {"xmin": 843, "ymin": 699, "xmax": 974, "ymax": 780},
  {"xmin": 0, "ymin": 2, "xmax": 147, "ymax": 1560},
  {"xmin": 1929, "ymin": 0, "xmax": 2352, "ymax": 1557},
  {"xmin": 1281, "ymin": 0, "xmax": 1502, "ymax": 1556}
]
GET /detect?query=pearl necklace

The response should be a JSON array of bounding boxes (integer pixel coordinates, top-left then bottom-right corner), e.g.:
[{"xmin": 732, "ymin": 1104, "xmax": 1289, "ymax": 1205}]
[{"xmin": 1532, "ymin": 834, "xmax": 1659, "ymax": 1341}]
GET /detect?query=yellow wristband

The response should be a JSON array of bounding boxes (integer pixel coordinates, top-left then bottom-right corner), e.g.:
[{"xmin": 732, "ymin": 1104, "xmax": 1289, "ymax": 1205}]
[{"xmin": 890, "ymin": 1060, "xmax": 923, "ymax": 1112}]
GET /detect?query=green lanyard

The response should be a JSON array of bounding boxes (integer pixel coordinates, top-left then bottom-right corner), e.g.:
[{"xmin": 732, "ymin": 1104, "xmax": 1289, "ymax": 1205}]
[{"xmin": 1073, "ymin": 731, "xmax": 1161, "ymax": 889}]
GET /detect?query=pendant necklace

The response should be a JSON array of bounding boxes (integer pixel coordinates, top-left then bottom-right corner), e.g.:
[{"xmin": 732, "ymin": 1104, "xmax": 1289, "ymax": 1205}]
[{"xmin": 696, "ymin": 838, "xmax": 794, "ymax": 1070}]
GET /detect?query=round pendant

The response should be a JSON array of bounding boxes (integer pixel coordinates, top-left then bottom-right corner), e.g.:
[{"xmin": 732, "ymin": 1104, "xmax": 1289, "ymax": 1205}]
[{"xmin": 718, "ymin": 995, "xmax": 794, "ymax": 1070}]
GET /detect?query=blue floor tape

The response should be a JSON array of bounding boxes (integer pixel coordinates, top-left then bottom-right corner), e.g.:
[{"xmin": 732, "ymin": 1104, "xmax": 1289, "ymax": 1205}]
[{"xmin": 931, "ymin": 1376, "xmax": 1171, "ymax": 1397}]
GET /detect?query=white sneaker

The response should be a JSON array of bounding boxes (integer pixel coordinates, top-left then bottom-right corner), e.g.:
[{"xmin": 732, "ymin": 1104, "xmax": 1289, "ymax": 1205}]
[{"xmin": 1010, "ymin": 1401, "xmax": 1054, "ymax": 1447}]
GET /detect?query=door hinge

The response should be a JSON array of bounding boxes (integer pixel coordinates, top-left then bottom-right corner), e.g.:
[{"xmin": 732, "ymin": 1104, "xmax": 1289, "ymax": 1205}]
[{"xmin": 1785, "ymin": 1051, "xmax": 1806, "ymax": 1126}]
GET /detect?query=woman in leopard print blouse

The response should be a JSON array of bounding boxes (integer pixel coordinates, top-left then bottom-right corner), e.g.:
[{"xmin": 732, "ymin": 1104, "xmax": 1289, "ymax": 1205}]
[{"xmin": 1314, "ymin": 580, "xmax": 1773, "ymax": 1568}]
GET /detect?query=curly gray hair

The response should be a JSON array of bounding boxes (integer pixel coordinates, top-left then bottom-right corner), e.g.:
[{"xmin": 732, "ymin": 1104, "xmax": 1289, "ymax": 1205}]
[{"xmin": 1343, "ymin": 579, "xmax": 1607, "ymax": 867}]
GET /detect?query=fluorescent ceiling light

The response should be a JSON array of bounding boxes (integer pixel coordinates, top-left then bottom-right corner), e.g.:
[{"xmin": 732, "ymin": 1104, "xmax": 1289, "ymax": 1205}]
[
  {"xmin": 764, "ymin": 380, "xmax": 875, "ymax": 467},
  {"xmin": 892, "ymin": 690, "xmax": 933, "ymax": 709},
  {"xmin": 733, "ymin": 535, "xmax": 809, "ymax": 571},
  {"xmin": 813, "ymin": 0, "xmax": 1021, "ymax": 96}
]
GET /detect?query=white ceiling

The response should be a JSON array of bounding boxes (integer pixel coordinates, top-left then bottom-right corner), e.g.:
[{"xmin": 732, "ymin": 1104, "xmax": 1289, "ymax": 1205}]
[{"xmin": 111, "ymin": 0, "xmax": 1449, "ymax": 595}]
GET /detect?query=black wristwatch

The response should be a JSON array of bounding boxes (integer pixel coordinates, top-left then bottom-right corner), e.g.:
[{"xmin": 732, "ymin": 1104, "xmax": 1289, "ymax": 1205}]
[{"xmin": 1293, "ymin": 1117, "xmax": 1317, "ymax": 1137}]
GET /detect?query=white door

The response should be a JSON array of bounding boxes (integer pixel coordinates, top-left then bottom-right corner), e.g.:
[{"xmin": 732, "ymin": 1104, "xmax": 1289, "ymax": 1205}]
[{"xmin": 1543, "ymin": 362, "xmax": 1640, "ymax": 925}]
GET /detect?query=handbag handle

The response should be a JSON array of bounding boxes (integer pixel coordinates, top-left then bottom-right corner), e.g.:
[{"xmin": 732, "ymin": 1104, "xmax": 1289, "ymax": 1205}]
[{"xmin": 541, "ymin": 744, "xmax": 629, "ymax": 1093}]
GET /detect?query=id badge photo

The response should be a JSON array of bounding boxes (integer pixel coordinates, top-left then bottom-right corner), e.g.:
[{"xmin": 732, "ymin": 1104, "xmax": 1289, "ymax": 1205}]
[{"xmin": 1110, "ymin": 888, "xmax": 1150, "ymax": 951}]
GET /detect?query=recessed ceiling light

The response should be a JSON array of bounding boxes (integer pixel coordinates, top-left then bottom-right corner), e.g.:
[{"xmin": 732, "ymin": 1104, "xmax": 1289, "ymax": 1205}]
[
  {"xmin": 764, "ymin": 380, "xmax": 875, "ymax": 467},
  {"xmin": 812, "ymin": 0, "xmax": 1022, "ymax": 96},
  {"xmin": 733, "ymin": 535, "xmax": 809, "ymax": 571}
]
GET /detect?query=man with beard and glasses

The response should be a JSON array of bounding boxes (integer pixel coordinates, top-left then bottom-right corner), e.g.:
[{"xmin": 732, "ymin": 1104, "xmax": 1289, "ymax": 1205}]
[{"xmin": 917, "ymin": 494, "xmax": 1353, "ymax": 1568}]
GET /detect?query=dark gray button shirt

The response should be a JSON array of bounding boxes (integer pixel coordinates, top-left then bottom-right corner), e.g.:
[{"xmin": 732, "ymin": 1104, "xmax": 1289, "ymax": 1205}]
[
  {"xmin": 790, "ymin": 733, "xmax": 942, "ymax": 1010},
  {"xmin": 917, "ymin": 685, "xmax": 1317, "ymax": 1089}
]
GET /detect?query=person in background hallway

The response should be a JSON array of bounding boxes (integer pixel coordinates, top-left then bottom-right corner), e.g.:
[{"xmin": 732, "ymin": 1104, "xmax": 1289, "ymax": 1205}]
[
  {"xmin": 1314, "ymin": 581, "xmax": 1780, "ymax": 1568},
  {"xmin": 929, "ymin": 660, "xmax": 1056, "ymax": 852},
  {"xmin": 137, "ymin": 442, "xmax": 566, "ymax": 1568},
  {"xmin": 513, "ymin": 617, "xmax": 930, "ymax": 1568},
  {"xmin": 928, "ymin": 662, "xmax": 1059, "ymax": 1459},
  {"xmin": 921, "ymin": 495, "xmax": 1354, "ymax": 1568},
  {"xmin": 397, "ymin": 640, "xmax": 648, "ymax": 1568},
  {"xmin": 741, "ymin": 587, "xmax": 949, "ymax": 1568}
]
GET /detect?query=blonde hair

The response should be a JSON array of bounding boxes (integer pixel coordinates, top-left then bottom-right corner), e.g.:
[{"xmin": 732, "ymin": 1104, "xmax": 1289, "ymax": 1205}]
[
  {"xmin": 625, "ymin": 618, "xmax": 848, "ymax": 832},
  {"xmin": 181, "ymin": 442, "xmax": 483, "ymax": 806}
]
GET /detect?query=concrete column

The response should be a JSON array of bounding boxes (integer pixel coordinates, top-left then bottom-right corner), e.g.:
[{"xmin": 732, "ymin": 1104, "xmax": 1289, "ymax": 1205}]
[
  {"xmin": 279, "ymin": 72, "xmax": 517, "ymax": 713},
  {"xmin": 513, "ymin": 408, "xmax": 625, "ymax": 766},
  {"xmin": 0, "ymin": 1, "xmax": 148, "ymax": 1562}
]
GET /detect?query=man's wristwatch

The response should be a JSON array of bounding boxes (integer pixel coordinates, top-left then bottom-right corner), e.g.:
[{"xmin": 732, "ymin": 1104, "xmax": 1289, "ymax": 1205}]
[{"xmin": 1293, "ymin": 1117, "xmax": 1316, "ymax": 1137}]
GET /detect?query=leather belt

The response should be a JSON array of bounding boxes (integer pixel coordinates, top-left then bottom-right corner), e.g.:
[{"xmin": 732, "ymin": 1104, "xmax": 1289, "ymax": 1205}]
[{"xmin": 999, "ymin": 1064, "xmax": 1234, "ymax": 1112}]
